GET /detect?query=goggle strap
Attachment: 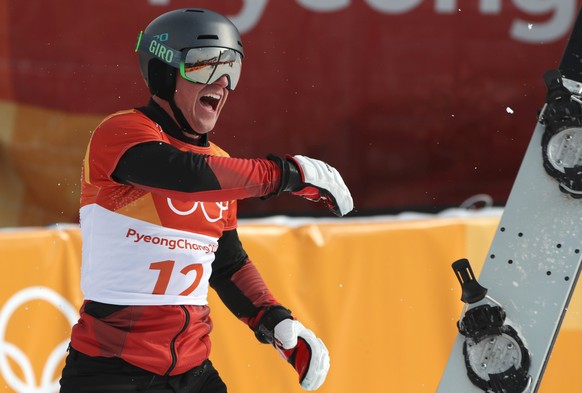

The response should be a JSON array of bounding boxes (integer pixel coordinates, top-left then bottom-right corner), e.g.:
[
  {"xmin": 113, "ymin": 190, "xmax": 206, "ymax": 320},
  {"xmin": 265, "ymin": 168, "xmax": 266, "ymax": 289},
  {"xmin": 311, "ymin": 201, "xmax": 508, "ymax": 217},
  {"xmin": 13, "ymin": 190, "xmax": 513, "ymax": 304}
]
[
  {"xmin": 135, "ymin": 31, "xmax": 183, "ymax": 69},
  {"xmin": 135, "ymin": 31, "xmax": 143, "ymax": 52}
]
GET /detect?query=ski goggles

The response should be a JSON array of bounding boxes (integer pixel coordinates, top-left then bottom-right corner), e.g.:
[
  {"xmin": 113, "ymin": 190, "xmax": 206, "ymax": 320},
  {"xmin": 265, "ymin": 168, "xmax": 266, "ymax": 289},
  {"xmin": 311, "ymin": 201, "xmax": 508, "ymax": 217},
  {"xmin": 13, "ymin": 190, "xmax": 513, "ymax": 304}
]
[{"xmin": 136, "ymin": 31, "xmax": 243, "ymax": 90}]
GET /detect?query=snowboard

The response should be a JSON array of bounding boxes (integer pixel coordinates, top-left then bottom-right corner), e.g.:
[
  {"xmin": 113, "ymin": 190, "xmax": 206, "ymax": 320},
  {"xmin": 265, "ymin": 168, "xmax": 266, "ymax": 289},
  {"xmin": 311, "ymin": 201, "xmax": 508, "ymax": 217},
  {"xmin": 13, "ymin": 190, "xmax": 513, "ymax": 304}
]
[{"xmin": 437, "ymin": 7, "xmax": 582, "ymax": 393}]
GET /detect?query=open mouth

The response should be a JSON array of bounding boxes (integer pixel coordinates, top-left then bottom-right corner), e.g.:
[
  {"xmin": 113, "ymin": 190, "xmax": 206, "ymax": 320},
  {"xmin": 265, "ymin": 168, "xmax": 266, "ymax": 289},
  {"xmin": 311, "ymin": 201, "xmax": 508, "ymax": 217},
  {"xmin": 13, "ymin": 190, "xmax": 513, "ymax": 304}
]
[{"xmin": 199, "ymin": 93, "xmax": 221, "ymax": 112}]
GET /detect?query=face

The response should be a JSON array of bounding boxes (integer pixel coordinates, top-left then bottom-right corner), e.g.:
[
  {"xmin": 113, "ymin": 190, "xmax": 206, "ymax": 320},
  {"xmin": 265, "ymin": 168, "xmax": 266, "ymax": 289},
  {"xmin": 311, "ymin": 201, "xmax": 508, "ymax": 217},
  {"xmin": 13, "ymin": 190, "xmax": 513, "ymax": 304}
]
[{"xmin": 173, "ymin": 74, "xmax": 230, "ymax": 138}]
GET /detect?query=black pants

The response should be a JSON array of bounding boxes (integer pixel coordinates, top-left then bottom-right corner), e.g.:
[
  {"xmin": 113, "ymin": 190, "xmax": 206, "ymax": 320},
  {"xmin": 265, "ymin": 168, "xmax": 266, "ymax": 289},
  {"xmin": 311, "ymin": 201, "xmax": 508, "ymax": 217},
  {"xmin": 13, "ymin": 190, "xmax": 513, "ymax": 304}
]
[{"xmin": 60, "ymin": 347, "xmax": 227, "ymax": 393}]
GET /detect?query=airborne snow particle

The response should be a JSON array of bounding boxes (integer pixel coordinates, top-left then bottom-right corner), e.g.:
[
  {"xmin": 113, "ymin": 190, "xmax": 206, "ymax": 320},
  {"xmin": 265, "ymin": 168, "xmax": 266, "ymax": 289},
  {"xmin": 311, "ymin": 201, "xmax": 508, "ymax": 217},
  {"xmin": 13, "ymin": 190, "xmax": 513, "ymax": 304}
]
[{"xmin": 506, "ymin": 107, "xmax": 514, "ymax": 114}]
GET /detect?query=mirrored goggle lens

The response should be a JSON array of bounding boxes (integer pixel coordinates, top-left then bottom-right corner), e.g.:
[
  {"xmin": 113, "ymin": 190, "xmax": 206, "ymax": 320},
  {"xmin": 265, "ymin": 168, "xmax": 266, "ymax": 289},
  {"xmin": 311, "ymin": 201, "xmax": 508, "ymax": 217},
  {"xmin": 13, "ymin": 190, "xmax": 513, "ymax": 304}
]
[{"xmin": 181, "ymin": 48, "xmax": 242, "ymax": 90}]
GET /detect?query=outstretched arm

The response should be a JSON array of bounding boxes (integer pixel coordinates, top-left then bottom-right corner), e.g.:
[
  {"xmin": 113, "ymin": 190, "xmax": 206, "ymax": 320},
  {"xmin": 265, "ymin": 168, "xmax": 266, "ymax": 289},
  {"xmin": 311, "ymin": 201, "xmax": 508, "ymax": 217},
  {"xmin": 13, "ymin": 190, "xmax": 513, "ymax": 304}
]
[
  {"xmin": 112, "ymin": 141, "xmax": 283, "ymax": 202},
  {"xmin": 113, "ymin": 142, "xmax": 354, "ymax": 216}
]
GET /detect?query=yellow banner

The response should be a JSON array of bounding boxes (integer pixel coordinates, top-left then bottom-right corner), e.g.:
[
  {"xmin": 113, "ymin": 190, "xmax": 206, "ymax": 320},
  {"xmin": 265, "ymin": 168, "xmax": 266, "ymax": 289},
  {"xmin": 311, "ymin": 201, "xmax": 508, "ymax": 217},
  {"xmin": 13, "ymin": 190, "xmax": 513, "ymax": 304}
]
[{"xmin": 0, "ymin": 215, "xmax": 579, "ymax": 392}]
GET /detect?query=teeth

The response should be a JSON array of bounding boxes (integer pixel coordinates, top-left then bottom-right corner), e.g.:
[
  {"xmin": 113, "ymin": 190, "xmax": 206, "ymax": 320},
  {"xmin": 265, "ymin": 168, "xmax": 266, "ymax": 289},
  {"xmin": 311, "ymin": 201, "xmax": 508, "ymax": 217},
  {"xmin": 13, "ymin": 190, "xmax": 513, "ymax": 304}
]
[{"xmin": 204, "ymin": 93, "xmax": 221, "ymax": 100}]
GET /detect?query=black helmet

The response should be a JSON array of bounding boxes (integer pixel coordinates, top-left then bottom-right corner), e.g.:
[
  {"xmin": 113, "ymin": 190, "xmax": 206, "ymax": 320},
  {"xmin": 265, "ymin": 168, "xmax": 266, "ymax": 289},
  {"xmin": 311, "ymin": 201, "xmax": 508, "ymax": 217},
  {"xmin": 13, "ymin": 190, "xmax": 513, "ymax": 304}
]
[{"xmin": 137, "ymin": 8, "xmax": 244, "ymax": 100}]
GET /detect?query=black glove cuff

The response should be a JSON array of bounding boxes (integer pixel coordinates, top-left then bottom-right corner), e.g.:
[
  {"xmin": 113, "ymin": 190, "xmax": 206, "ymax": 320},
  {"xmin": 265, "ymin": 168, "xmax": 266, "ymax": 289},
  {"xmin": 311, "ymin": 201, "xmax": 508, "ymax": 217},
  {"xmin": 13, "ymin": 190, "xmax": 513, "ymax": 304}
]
[
  {"xmin": 254, "ymin": 305, "xmax": 293, "ymax": 344},
  {"xmin": 264, "ymin": 155, "xmax": 302, "ymax": 199}
]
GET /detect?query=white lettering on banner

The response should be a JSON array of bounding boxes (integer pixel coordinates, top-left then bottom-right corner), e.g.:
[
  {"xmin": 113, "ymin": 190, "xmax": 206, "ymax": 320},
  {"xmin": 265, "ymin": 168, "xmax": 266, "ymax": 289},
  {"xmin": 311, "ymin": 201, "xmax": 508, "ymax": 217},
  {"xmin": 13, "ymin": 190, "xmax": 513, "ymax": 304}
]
[
  {"xmin": 435, "ymin": 0, "xmax": 501, "ymax": 13},
  {"xmin": 227, "ymin": 0, "xmax": 269, "ymax": 35},
  {"xmin": 148, "ymin": 0, "xmax": 576, "ymax": 43},
  {"xmin": 296, "ymin": 0, "xmax": 349, "ymax": 12},
  {"xmin": 511, "ymin": 0, "xmax": 577, "ymax": 43},
  {"xmin": 367, "ymin": 0, "xmax": 422, "ymax": 14},
  {"xmin": 167, "ymin": 199, "xmax": 229, "ymax": 222},
  {"xmin": 0, "ymin": 287, "xmax": 77, "ymax": 393}
]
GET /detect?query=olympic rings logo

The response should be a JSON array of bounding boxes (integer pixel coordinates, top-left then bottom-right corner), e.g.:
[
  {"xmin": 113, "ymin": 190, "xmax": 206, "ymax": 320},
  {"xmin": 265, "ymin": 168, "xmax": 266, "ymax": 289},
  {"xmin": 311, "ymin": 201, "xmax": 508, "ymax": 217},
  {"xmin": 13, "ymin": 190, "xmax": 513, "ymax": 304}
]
[
  {"xmin": 0, "ymin": 287, "xmax": 77, "ymax": 393},
  {"xmin": 167, "ymin": 199, "xmax": 229, "ymax": 222}
]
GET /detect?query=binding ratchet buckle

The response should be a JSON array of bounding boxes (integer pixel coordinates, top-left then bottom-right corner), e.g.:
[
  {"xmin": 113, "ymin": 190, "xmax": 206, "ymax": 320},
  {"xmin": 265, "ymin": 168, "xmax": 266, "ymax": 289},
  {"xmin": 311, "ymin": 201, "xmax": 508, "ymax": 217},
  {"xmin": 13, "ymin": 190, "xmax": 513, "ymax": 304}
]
[
  {"xmin": 538, "ymin": 69, "xmax": 582, "ymax": 198},
  {"xmin": 452, "ymin": 259, "xmax": 531, "ymax": 393}
]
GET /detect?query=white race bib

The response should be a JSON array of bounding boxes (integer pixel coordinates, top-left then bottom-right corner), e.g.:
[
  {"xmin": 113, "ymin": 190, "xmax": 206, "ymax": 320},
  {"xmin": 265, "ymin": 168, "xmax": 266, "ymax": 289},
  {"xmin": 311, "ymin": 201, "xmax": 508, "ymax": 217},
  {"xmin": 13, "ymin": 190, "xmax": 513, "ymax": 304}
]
[{"xmin": 80, "ymin": 204, "xmax": 217, "ymax": 305}]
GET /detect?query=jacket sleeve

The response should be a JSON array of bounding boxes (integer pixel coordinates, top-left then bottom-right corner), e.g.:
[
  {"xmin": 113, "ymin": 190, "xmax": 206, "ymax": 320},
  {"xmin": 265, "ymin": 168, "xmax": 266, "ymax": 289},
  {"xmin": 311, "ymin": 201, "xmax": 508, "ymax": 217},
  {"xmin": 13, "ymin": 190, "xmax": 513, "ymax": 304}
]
[
  {"xmin": 209, "ymin": 229, "xmax": 289, "ymax": 331},
  {"xmin": 112, "ymin": 141, "xmax": 283, "ymax": 202}
]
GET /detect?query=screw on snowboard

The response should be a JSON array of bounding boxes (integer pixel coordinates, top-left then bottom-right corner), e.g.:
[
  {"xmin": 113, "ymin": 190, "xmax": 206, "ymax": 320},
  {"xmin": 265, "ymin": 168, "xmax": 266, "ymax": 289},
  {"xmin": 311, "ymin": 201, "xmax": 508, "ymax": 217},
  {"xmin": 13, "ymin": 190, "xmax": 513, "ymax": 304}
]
[{"xmin": 437, "ymin": 7, "xmax": 582, "ymax": 393}]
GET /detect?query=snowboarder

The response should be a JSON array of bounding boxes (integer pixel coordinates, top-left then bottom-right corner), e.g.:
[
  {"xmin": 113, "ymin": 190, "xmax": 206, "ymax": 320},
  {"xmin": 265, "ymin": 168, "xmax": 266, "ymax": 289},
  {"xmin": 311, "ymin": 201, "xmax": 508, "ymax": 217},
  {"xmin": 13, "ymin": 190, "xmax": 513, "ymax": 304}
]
[{"xmin": 59, "ymin": 8, "xmax": 353, "ymax": 393}]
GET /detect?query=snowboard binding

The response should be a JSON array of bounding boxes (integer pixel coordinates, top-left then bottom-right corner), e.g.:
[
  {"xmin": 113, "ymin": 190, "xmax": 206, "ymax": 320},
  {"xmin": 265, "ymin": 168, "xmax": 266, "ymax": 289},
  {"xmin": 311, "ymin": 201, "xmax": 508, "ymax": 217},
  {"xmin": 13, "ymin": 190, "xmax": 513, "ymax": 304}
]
[
  {"xmin": 539, "ymin": 69, "xmax": 582, "ymax": 198},
  {"xmin": 453, "ymin": 259, "xmax": 532, "ymax": 393}
]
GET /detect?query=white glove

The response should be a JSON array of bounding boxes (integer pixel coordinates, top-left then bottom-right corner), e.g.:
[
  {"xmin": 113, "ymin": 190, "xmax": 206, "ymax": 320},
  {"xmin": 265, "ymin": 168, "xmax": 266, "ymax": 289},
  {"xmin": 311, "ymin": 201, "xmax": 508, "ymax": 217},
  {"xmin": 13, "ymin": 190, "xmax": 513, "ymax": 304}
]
[
  {"xmin": 273, "ymin": 319, "xmax": 330, "ymax": 391},
  {"xmin": 288, "ymin": 155, "xmax": 354, "ymax": 217}
]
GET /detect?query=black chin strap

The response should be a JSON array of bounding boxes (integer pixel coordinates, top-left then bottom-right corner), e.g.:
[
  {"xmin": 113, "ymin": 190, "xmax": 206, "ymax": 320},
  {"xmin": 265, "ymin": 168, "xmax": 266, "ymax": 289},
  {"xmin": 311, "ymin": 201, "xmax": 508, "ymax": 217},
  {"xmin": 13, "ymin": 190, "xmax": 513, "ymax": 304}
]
[
  {"xmin": 148, "ymin": 59, "xmax": 208, "ymax": 146},
  {"xmin": 167, "ymin": 94, "xmax": 209, "ymax": 146},
  {"xmin": 139, "ymin": 99, "xmax": 209, "ymax": 147}
]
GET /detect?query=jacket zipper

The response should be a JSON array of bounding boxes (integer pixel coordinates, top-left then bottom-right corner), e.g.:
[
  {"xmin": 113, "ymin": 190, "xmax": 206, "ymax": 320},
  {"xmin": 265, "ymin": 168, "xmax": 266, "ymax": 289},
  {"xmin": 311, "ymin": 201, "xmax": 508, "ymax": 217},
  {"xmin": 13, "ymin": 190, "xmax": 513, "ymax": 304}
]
[{"xmin": 165, "ymin": 305, "xmax": 190, "ymax": 376}]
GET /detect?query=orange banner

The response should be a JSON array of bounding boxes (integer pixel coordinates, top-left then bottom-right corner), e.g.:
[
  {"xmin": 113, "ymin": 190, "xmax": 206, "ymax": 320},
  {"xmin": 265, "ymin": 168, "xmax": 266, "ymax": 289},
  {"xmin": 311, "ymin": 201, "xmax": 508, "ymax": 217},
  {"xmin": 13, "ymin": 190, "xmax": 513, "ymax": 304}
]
[{"xmin": 0, "ymin": 214, "xmax": 580, "ymax": 392}]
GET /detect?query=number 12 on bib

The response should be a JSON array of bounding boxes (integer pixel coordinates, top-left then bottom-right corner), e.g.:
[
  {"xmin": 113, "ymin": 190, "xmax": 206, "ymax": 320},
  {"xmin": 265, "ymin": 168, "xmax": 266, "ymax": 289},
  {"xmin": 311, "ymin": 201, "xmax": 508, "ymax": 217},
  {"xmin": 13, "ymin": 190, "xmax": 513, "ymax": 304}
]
[{"xmin": 437, "ymin": 6, "xmax": 582, "ymax": 393}]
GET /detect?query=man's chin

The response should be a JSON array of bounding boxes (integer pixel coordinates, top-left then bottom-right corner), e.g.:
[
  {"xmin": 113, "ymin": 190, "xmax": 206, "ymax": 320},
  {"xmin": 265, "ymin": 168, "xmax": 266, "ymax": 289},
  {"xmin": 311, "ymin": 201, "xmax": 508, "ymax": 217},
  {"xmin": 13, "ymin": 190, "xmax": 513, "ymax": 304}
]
[
  {"xmin": 182, "ymin": 117, "xmax": 217, "ymax": 140},
  {"xmin": 182, "ymin": 130, "xmax": 201, "ymax": 138}
]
